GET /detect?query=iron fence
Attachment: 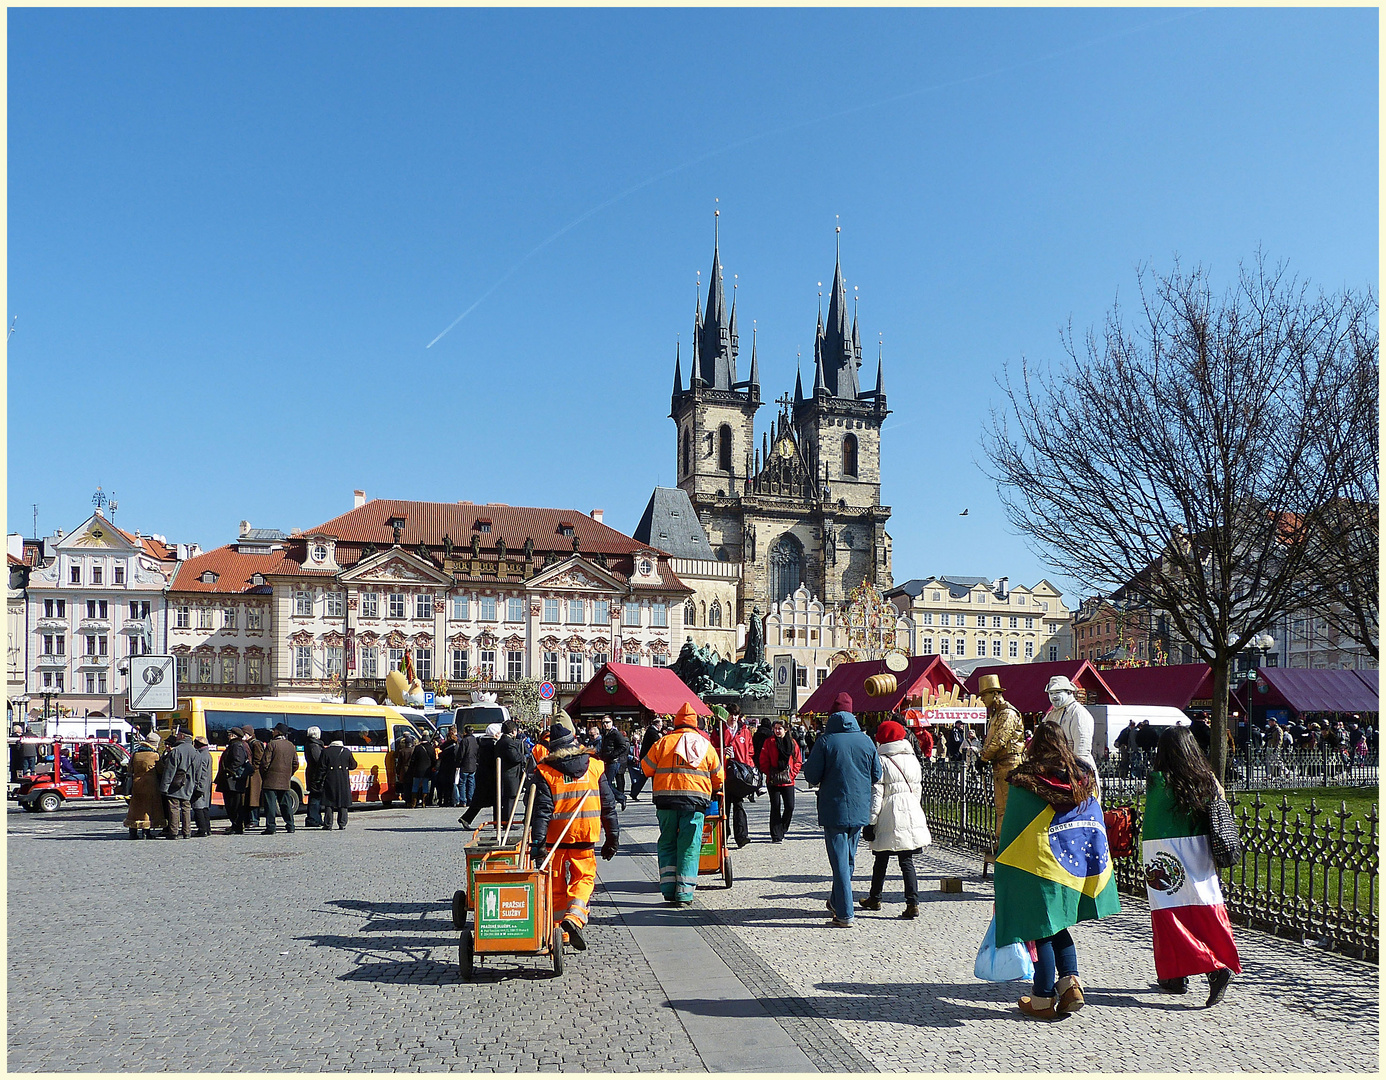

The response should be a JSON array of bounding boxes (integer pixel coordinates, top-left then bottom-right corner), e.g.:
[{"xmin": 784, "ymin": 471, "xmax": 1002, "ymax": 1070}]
[
  {"xmin": 1098, "ymin": 745, "xmax": 1379, "ymax": 790},
  {"xmin": 919, "ymin": 760, "xmax": 1379, "ymax": 962}
]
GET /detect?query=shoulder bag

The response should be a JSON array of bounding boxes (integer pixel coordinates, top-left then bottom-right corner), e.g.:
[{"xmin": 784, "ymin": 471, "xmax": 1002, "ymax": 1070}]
[{"xmin": 1207, "ymin": 793, "xmax": 1243, "ymax": 868}]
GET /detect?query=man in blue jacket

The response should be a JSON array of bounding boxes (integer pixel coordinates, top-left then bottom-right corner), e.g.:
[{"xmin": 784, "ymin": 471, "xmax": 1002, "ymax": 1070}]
[{"xmin": 803, "ymin": 693, "xmax": 882, "ymax": 927}]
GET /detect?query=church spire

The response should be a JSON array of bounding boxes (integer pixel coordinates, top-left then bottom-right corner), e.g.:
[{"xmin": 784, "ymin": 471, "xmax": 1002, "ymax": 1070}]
[
  {"xmin": 793, "ymin": 354, "xmax": 804, "ymax": 408},
  {"xmin": 747, "ymin": 324, "xmax": 760, "ymax": 399},
  {"xmin": 820, "ymin": 223, "xmax": 860, "ymax": 399},
  {"xmin": 813, "ymin": 338, "xmax": 828, "ymax": 396},
  {"xmin": 672, "ymin": 340, "xmax": 683, "ymax": 398},
  {"xmin": 874, "ymin": 339, "xmax": 885, "ymax": 399},
  {"xmin": 699, "ymin": 205, "xmax": 736, "ymax": 389}
]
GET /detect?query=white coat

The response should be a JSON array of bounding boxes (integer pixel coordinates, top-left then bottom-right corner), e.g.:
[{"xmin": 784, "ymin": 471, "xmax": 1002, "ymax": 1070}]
[
  {"xmin": 1048, "ymin": 699, "xmax": 1100, "ymax": 792},
  {"xmin": 867, "ymin": 740, "xmax": 933, "ymax": 853}
]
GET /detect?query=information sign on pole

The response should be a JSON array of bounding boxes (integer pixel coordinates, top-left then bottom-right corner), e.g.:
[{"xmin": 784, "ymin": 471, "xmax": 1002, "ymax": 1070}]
[{"xmin": 773, "ymin": 654, "xmax": 794, "ymax": 711}]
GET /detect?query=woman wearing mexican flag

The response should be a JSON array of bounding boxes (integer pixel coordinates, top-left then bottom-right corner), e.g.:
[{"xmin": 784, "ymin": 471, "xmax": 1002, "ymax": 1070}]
[{"xmin": 1142, "ymin": 727, "xmax": 1241, "ymax": 1005}]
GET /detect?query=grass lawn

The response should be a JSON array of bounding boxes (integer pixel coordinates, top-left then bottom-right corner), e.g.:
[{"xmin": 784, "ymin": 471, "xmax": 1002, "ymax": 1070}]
[{"xmin": 1232, "ymin": 786, "xmax": 1379, "ymax": 828}]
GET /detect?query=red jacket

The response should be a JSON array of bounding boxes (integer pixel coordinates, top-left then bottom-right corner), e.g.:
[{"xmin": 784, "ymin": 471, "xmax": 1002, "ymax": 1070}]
[
  {"xmin": 727, "ymin": 725, "xmax": 756, "ymax": 767},
  {"xmin": 757, "ymin": 737, "xmax": 802, "ymax": 785}
]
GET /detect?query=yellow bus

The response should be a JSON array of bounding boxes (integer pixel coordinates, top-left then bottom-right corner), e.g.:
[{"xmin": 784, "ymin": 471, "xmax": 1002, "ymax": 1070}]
[{"xmin": 155, "ymin": 697, "xmax": 427, "ymax": 814}]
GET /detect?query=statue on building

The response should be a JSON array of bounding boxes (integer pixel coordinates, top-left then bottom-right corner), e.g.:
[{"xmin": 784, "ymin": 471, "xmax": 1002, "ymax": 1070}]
[
  {"xmin": 392, "ymin": 524, "xmax": 403, "ymax": 546},
  {"xmin": 496, "ymin": 537, "xmax": 507, "ymax": 561},
  {"xmin": 826, "ymin": 524, "xmax": 837, "ymax": 566},
  {"xmin": 523, "ymin": 537, "xmax": 535, "ymax": 559},
  {"xmin": 416, "ymin": 542, "xmax": 431, "ymax": 563},
  {"xmin": 470, "ymin": 533, "xmax": 481, "ymax": 559},
  {"xmin": 441, "ymin": 534, "xmax": 454, "ymax": 558},
  {"xmin": 743, "ymin": 521, "xmax": 757, "ymax": 562}
]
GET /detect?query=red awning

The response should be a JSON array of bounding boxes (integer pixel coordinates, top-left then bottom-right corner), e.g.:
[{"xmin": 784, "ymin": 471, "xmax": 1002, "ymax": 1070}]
[
  {"xmin": 962, "ymin": 660, "xmax": 1120, "ymax": 714},
  {"xmin": 567, "ymin": 662, "xmax": 711, "ymax": 718},
  {"xmin": 1253, "ymin": 668, "xmax": 1379, "ymax": 714},
  {"xmin": 798, "ymin": 655, "xmax": 962, "ymax": 716},
  {"xmin": 1097, "ymin": 665, "xmax": 1212, "ymax": 710}
]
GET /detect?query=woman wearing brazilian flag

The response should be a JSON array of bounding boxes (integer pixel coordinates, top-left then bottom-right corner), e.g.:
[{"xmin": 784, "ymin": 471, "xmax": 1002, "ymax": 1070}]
[
  {"xmin": 1142, "ymin": 727, "xmax": 1240, "ymax": 1005},
  {"xmin": 993, "ymin": 721, "xmax": 1121, "ymax": 1020}
]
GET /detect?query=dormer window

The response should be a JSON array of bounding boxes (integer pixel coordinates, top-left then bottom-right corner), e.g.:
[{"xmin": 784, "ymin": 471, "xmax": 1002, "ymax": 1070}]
[
  {"xmin": 638, "ymin": 558, "xmax": 653, "ymax": 576},
  {"xmin": 476, "ymin": 519, "xmax": 492, "ymax": 533},
  {"xmin": 559, "ymin": 523, "xmax": 575, "ymax": 538},
  {"xmin": 251, "ymin": 573, "xmax": 265, "ymax": 586},
  {"xmin": 200, "ymin": 571, "xmax": 220, "ymax": 584},
  {"xmin": 388, "ymin": 517, "xmax": 406, "ymax": 531},
  {"xmin": 311, "ymin": 543, "xmax": 328, "ymax": 563}
]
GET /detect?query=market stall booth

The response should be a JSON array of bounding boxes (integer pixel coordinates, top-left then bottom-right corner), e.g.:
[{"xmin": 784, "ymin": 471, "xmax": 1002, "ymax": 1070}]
[
  {"xmin": 1241, "ymin": 667, "xmax": 1379, "ymax": 727},
  {"xmin": 566, "ymin": 662, "xmax": 712, "ymax": 730},
  {"xmin": 1098, "ymin": 664, "xmax": 1213, "ymax": 710},
  {"xmin": 797, "ymin": 655, "xmax": 981, "ymax": 734},
  {"xmin": 963, "ymin": 659, "xmax": 1119, "ymax": 718}
]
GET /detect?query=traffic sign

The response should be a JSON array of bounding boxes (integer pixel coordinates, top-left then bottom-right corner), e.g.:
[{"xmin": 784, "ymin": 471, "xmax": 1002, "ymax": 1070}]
[
  {"xmin": 129, "ymin": 655, "xmax": 177, "ymax": 712},
  {"xmin": 424, "ymin": 691, "xmax": 435, "ymax": 707},
  {"xmin": 538, "ymin": 681, "xmax": 556, "ymax": 701}
]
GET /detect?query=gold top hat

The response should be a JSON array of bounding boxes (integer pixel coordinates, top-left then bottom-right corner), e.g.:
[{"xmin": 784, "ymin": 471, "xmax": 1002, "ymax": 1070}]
[{"xmin": 977, "ymin": 673, "xmax": 1004, "ymax": 695}]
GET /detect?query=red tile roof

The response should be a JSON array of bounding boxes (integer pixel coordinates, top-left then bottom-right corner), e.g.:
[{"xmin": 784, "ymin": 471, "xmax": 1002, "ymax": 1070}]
[
  {"xmin": 308, "ymin": 500, "xmax": 651, "ymax": 556},
  {"xmin": 110, "ymin": 523, "xmax": 177, "ymax": 561},
  {"xmin": 567, "ymin": 662, "xmax": 711, "ymax": 717},
  {"xmin": 798, "ymin": 656, "xmax": 964, "ymax": 716},
  {"xmin": 8, "ymin": 554, "xmax": 25, "ymax": 568},
  {"xmin": 169, "ymin": 545, "xmax": 285, "ymax": 594}
]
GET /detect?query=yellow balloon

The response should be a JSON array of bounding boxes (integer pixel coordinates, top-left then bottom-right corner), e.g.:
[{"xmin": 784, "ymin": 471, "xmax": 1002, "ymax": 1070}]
[{"xmin": 385, "ymin": 669, "xmax": 408, "ymax": 706}]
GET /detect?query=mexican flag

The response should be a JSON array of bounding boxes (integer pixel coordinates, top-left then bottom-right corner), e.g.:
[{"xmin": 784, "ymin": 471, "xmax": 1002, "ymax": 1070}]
[
  {"xmin": 993, "ymin": 784, "xmax": 1121, "ymax": 947},
  {"xmin": 1141, "ymin": 772, "xmax": 1242, "ymax": 978}
]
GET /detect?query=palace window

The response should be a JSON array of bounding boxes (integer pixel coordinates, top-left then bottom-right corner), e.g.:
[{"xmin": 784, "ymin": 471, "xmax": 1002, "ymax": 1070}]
[
  {"xmin": 1025, "ymin": 617, "xmax": 1034, "ymax": 629},
  {"xmin": 623, "ymin": 602, "xmax": 641, "ymax": 627},
  {"xmin": 451, "ymin": 649, "xmax": 468, "ymax": 681},
  {"xmin": 815, "ymin": 668, "xmax": 828, "ymax": 686},
  {"xmin": 175, "ymin": 657, "xmax": 189, "ymax": 684},
  {"xmin": 591, "ymin": 652, "xmax": 608, "ymax": 670},
  {"xmin": 247, "ymin": 608, "xmax": 263, "ymax": 631},
  {"xmin": 387, "ymin": 647, "xmax": 405, "ymax": 673},
  {"xmin": 940, "ymin": 613, "xmax": 950, "ymax": 627},
  {"xmin": 414, "ymin": 648, "xmax": 431, "ymax": 682},
  {"xmin": 361, "ymin": 593, "xmax": 379, "ymax": 619},
  {"xmin": 479, "ymin": 649, "xmax": 496, "ymax": 677},
  {"xmin": 360, "ymin": 647, "xmax": 378, "ymax": 680},
  {"xmin": 114, "ymin": 565, "xmax": 125, "ymax": 585},
  {"xmin": 653, "ymin": 652, "xmax": 668, "ymax": 667},
  {"xmin": 991, "ymin": 615, "xmax": 1001, "ymax": 628},
  {"xmin": 568, "ymin": 653, "xmax": 583, "ymax": 683},
  {"xmin": 507, "ymin": 597, "xmax": 526, "ymax": 622},
  {"xmin": 1009, "ymin": 616, "xmax": 1018, "ymax": 629},
  {"xmin": 1025, "ymin": 640, "xmax": 1035, "ymax": 659},
  {"xmin": 247, "ymin": 656, "xmax": 263, "ymax": 684},
  {"xmin": 1008, "ymin": 640, "xmax": 1019, "ymax": 658},
  {"xmin": 543, "ymin": 653, "xmax": 560, "ymax": 682},
  {"xmin": 992, "ymin": 639, "xmax": 1003, "ymax": 657},
  {"xmin": 920, "ymin": 612, "xmax": 933, "ymax": 626},
  {"xmin": 415, "ymin": 594, "xmax": 433, "ymax": 620},
  {"xmin": 198, "ymin": 607, "xmax": 215, "ymax": 630},
  {"xmin": 326, "ymin": 592, "xmax": 344, "ymax": 619},
  {"xmin": 651, "ymin": 602, "xmax": 668, "ymax": 628},
  {"xmin": 294, "ymin": 592, "xmax": 313, "ymax": 617},
  {"xmin": 451, "ymin": 595, "xmax": 470, "ymax": 620},
  {"xmin": 221, "ymin": 655, "xmax": 237, "ymax": 684},
  {"xmin": 70, "ymin": 566, "xmax": 81, "ymax": 584},
  {"xmin": 223, "ymin": 607, "xmax": 237, "ymax": 630},
  {"xmin": 388, "ymin": 593, "xmax": 406, "ymax": 619},
  {"xmin": 567, "ymin": 600, "xmax": 585, "ymax": 624},
  {"xmin": 939, "ymin": 638, "xmax": 950, "ymax": 655},
  {"xmin": 87, "ymin": 600, "xmax": 109, "ymax": 619},
  {"xmin": 842, "ymin": 434, "xmax": 858, "ymax": 477},
  {"xmin": 479, "ymin": 596, "xmax": 498, "ymax": 622},
  {"xmin": 921, "ymin": 637, "xmax": 933, "ymax": 654},
  {"xmin": 326, "ymin": 646, "xmax": 344, "ymax": 678},
  {"xmin": 44, "ymin": 599, "xmax": 66, "ymax": 618},
  {"xmin": 955, "ymin": 638, "xmax": 966, "ymax": 656},
  {"xmin": 1049, "ymin": 646, "xmax": 1059, "ymax": 661},
  {"xmin": 543, "ymin": 598, "xmax": 560, "ymax": 624},
  {"xmin": 592, "ymin": 600, "xmax": 610, "ymax": 624},
  {"xmin": 624, "ymin": 654, "xmax": 641, "ymax": 666},
  {"xmin": 196, "ymin": 657, "xmax": 213, "ymax": 684},
  {"xmin": 294, "ymin": 645, "xmax": 313, "ymax": 679},
  {"xmin": 506, "ymin": 651, "xmax": 524, "ymax": 681}
]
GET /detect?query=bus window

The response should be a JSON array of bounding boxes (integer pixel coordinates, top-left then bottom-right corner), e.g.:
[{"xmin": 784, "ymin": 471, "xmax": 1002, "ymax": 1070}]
[
  {"xmin": 206, "ymin": 710, "xmax": 282, "ymax": 745},
  {"xmin": 343, "ymin": 713, "xmax": 388, "ymax": 747},
  {"xmin": 312, "ymin": 714, "xmax": 346, "ymax": 743}
]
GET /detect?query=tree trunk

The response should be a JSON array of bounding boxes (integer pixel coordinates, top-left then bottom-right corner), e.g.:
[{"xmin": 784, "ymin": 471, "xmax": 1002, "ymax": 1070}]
[{"xmin": 1209, "ymin": 655, "xmax": 1231, "ymax": 783}]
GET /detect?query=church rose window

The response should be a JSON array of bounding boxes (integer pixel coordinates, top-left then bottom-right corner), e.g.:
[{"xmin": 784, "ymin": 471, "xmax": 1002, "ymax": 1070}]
[{"xmin": 769, "ymin": 534, "xmax": 802, "ymax": 604}]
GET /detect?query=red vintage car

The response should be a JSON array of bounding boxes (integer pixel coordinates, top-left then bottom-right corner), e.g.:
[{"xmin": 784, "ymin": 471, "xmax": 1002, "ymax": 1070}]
[{"xmin": 10, "ymin": 737, "xmax": 131, "ymax": 812}]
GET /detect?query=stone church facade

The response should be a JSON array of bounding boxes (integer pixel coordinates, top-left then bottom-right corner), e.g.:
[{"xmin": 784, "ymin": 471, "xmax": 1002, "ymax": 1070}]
[{"xmin": 669, "ymin": 224, "xmax": 894, "ymax": 627}]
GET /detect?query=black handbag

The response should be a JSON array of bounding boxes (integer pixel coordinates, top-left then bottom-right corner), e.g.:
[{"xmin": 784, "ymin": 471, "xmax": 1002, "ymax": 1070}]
[{"xmin": 1208, "ymin": 794, "xmax": 1243, "ymax": 868}]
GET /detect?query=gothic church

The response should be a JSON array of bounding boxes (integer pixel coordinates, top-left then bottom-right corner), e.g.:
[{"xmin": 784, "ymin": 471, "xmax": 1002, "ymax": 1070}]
[{"xmin": 668, "ymin": 222, "xmax": 894, "ymax": 626}]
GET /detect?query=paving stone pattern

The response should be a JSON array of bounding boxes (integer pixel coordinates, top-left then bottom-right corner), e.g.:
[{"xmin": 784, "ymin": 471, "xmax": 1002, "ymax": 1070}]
[{"xmin": 8, "ymin": 782, "xmax": 1380, "ymax": 1073}]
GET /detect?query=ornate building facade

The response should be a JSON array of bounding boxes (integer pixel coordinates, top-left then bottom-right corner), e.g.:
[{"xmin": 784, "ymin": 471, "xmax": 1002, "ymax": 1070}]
[{"xmin": 669, "ymin": 225, "xmax": 894, "ymax": 628}]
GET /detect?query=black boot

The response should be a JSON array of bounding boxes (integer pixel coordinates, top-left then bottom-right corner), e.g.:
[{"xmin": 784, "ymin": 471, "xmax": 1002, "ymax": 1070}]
[{"xmin": 128, "ymin": 828, "xmax": 139, "ymax": 840}]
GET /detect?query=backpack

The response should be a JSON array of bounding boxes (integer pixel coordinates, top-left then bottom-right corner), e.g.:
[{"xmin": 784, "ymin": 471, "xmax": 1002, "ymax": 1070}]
[{"xmin": 1103, "ymin": 805, "xmax": 1136, "ymax": 859}]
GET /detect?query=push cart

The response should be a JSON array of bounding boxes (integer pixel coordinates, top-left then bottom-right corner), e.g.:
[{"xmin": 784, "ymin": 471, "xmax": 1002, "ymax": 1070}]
[
  {"xmin": 696, "ymin": 721, "xmax": 733, "ymax": 889},
  {"xmin": 452, "ymin": 759, "xmax": 529, "ymax": 928}
]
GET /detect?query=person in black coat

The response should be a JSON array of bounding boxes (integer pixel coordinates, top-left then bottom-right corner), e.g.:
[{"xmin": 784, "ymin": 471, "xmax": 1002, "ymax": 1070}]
[
  {"xmin": 320, "ymin": 734, "xmax": 359, "ymax": 830},
  {"xmin": 407, "ymin": 737, "xmax": 435, "ymax": 808},
  {"xmin": 629, "ymin": 718, "xmax": 663, "ymax": 800},
  {"xmin": 459, "ymin": 722, "xmax": 527, "ymax": 827},
  {"xmin": 456, "ymin": 726, "xmax": 480, "ymax": 807},
  {"xmin": 752, "ymin": 717, "xmax": 775, "ymax": 796},
  {"xmin": 435, "ymin": 731, "xmax": 460, "ymax": 807},
  {"xmin": 303, "ymin": 728, "xmax": 326, "ymax": 827},
  {"xmin": 214, "ymin": 729, "xmax": 249, "ymax": 834},
  {"xmin": 598, "ymin": 716, "xmax": 631, "ymax": 811}
]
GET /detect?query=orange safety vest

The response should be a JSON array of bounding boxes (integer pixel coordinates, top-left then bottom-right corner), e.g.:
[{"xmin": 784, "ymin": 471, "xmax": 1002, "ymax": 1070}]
[
  {"xmin": 536, "ymin": 756, "xmax": 605, "ymax": 846},
  {"xmin": 641, "ymin": 725, "xmax": 724, "ymax": 799}
]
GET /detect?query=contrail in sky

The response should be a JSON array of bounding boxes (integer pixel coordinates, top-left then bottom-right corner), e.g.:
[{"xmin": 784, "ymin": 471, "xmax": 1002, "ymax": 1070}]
[{"xmin": 426, "ymin": 9, "xmax": 1203, "ymax": 349}]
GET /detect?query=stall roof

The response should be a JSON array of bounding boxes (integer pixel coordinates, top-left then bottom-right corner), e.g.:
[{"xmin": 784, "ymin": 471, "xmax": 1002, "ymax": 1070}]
[
  {"xmin": 1097, "ymin": 665, "xmax": 1212, "ymax": 710},
  {"xmin": 798, "ymin": 655, "xmax": 962, "ymax": 716},
  {"xmin": 1255, "ymin": 668, "xmax": 1379, "ymax": 714},
  {"xmin": 963, "ymin": 659, "xmax": 1119, "ymax": 714},
  {"xmin": 567, "ymin": 662, "xmax": 711, "ymax": 717}
]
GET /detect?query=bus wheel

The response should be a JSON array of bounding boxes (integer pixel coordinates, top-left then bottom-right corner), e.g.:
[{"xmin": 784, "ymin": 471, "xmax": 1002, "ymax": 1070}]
[
  {"xmin": 38, "ymin": 791, "xmax": 62, "ymax": 813},
  {"xmin": 282, "ymin": 789, "xmax": 301, "ymax": 817}
]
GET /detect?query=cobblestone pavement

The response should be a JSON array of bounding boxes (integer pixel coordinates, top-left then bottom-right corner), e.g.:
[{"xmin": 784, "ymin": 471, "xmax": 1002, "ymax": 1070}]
[
  {"xmin": 615, "ymin": 784, "xmax": 1380, "ymax": 1073},
  {"xmin": 8, "ymin": 784, "xmax": 1380, "ymax": 1073}
]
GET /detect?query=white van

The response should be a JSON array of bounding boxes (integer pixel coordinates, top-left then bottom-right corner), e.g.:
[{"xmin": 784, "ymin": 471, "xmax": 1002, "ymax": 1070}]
[{"xmin": 1088, "ymin": 705, "xmax": 1190, "ymax": 761}]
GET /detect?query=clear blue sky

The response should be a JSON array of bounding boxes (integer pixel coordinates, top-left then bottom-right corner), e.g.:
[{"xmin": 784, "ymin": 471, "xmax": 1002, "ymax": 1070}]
[{"xmin": 7, "ymin": 7, "xmax": 1377, "ymax": 604}]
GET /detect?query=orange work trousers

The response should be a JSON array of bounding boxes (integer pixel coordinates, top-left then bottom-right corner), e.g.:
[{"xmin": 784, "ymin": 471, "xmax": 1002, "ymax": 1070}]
[{"xmin": 550, "ymin": 846, "xmax": 597, "ymax": 928}]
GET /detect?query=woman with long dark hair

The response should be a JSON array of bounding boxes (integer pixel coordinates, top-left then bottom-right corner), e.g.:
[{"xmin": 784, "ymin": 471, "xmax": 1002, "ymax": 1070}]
[
  {"xmin": 994, "ymin": 721, "xmax": 1119, "ymax": 1020},
  {"xmin": 1143, "ymin": 726, "xmax": 1241, "ymax": 1005}
]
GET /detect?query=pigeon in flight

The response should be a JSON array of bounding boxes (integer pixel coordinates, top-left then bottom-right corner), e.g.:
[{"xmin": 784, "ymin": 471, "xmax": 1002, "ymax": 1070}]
[{"xmin": 959, "ymin": 509, "xmax": 969, "ymax": 516}]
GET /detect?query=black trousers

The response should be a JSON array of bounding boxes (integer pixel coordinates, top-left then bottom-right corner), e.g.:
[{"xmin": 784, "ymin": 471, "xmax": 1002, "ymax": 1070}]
[
  {"xmin": 322, "ymin": 805, "xmax": 349, "ymax": 828},
  {"xmin": 730, "ymin": 798, "xmax": 750, "ymax": 847},
  {"xmin": 192, "ymin": 805, "xmax": 211, "ymax": 836},
  {"xmin": 223, "ymin": 791, "xmax": 243, "ymax": 831},
  {"xmin": 768, "ymin": 785, "xmax": 795, "ymax": 842},
  {"xmin": 868, "ymin": 850, "xmax": 919, "ymax": 903}
]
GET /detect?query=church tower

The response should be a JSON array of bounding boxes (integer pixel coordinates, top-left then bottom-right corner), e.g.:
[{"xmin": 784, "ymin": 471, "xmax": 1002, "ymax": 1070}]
[{"xmin": 671, "ymin": 213, "xmax": 761, "ymax": 526}]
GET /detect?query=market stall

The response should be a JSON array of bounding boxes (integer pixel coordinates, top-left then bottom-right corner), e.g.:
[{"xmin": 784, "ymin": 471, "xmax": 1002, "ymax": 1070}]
[{"xmin": 566, "ymin": 662, "xmax": 712, "ymax": 728}]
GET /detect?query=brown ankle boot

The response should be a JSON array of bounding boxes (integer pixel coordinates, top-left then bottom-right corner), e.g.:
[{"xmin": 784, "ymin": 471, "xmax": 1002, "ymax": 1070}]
[
  {"xmin": 1056, "ymin": 975, "xmax": 1085, "ymax": 1013},
  {"xmin": 1018, "ymin": 994, "xmax": 1058, "ymax": 1019}
]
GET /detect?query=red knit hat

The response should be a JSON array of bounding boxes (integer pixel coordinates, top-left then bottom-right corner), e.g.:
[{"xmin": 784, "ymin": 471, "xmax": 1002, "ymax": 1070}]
[
  {"xmin": 874, "ymin": 720, "xmax": 907, "ymax": 745},
  {"xmin": 833, "ymin": 692, "xmax": 854, "ymax": 713}
]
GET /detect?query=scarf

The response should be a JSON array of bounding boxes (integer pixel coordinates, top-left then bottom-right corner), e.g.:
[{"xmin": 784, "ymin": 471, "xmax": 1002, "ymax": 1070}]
[{"xmin": 773, "ymin": 734, "xmax": 795, "ymax": 768}]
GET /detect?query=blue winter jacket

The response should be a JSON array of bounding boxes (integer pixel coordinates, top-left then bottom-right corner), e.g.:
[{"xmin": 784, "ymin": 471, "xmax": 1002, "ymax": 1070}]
[{"xmin": 803, "ymin": 711, "xmax": 882, "ymax": 828}]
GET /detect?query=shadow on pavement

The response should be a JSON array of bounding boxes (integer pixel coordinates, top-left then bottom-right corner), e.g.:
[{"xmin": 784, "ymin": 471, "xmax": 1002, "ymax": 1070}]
[{"xmin": 326, "ymin": 898, "xmax": 449, "ymax": 914}]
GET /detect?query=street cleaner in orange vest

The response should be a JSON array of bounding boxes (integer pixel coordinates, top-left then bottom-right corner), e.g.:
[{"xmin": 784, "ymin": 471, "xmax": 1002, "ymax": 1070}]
[
  {"xmin": 529, "ymin": 714, "xmax": 619, "ymax": 951},
  {"xmin": 642, "ymin": 702, "xmax": 724, "ymax": 906}
]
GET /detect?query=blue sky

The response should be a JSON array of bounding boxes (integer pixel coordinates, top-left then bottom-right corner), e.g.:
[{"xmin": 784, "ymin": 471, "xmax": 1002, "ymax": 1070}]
[{"xmin": 7, "ymin": 7, "xmax": 1377, "ymax": 604}]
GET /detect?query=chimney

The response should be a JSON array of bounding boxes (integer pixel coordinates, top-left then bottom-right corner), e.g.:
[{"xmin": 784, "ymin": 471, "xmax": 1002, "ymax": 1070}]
[
  {"xmin": 590, "ymin": 509, "xmax": 604, "ymax": 524},
  {"xmin": 995, "ymin": 576, "xmax": 1009, "ymax": 595},
  {"xmin": 353, "ymin": 490, "xmax": 366, "ymax": 509},
  {"xmin": 239, "ymin": 520, "xmax": 251, "ymax": 538}
]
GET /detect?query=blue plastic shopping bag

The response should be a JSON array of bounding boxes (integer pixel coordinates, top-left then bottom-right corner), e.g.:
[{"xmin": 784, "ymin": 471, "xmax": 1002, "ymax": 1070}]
[{"xmin": 973, "ymin": 913, "xmax": 1035, "ymax": 982}]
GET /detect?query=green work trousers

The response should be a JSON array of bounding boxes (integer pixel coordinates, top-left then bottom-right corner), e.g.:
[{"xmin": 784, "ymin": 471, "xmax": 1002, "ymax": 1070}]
[{"xmin": 656, "ymin": 807, "xmax": 705, "ymax": 902}]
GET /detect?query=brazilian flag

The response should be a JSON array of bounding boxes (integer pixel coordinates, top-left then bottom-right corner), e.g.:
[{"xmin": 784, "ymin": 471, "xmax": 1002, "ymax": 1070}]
[{"xmin": 993, "ymin": 784, "xmax": 1121, "ymax": 946}]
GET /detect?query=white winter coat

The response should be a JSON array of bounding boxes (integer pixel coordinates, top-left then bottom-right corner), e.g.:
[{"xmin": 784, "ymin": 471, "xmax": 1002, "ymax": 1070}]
[{"xmin": 867, "ymin": 741, "xmax": 933, "ymax": 853}]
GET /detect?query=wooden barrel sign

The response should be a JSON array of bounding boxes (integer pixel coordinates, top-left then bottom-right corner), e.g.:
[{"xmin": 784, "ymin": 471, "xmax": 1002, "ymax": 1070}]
[{"xmin": 864, "ymin": 673, "xmax": 897, "ymax": 698}]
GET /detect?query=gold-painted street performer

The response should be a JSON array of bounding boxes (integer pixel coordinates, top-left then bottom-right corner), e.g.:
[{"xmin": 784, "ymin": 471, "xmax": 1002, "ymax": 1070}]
[
  {"xmin": 529, "ymin": 713, "xmax": 619, "ymax": 951},
  {"xmin": 977, "ymin": 673, "xmax": 1025, "ymax": 851}
]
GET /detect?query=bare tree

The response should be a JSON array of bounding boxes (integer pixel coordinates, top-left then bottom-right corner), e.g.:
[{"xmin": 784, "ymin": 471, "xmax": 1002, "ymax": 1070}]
[{"xmin": 984, "ymin": 256, "xmax": 1377, "ymax": 780}]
